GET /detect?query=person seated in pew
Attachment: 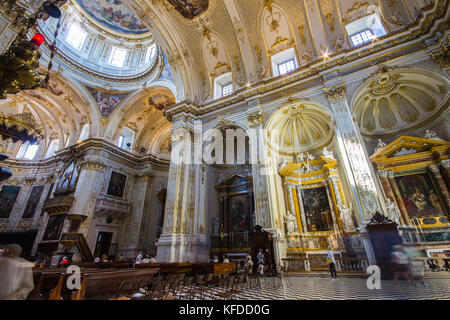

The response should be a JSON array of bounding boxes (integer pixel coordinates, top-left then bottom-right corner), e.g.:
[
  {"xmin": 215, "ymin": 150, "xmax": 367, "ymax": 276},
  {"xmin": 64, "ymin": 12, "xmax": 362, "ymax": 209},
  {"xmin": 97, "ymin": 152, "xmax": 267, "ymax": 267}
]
[
  {"xmin": 118, "ymin": 253, "xmax": 124, "ymax": 262},
  {"xmin": 0, "ymin": 244, "xmax": 34, "ymax": 300},
  {"xmin": 223, "ymin": 255, "xmax": 230, "ymax": 263},
  {"xmin": 141, "ymin": 254, "xmax": 151, "ymax": 264},
  {"xmin": 134, "ymin": 251, "xmax": 143, "ymax": 265},
  {"xmin": 149, "ymin": 255, "xmax": 156, "ymax": 263},
  {"xmin": 59, "ymin": 256, "xmax": 69, "ymax": 268},
  {"xmin": 94, "ymin": 257, "xmax": 101, "ymax": 263},
  {"xmin": 213, "ymin": 256, "xmax": 219, "ymax": 263}
]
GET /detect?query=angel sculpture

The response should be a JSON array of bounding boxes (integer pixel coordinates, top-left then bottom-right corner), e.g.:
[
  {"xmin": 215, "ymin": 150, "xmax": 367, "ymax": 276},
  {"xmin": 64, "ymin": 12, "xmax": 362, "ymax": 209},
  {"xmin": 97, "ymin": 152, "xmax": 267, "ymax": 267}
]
[{"xmin": 337, "ymin": 203, "xmax": 356, "ymax": 232}]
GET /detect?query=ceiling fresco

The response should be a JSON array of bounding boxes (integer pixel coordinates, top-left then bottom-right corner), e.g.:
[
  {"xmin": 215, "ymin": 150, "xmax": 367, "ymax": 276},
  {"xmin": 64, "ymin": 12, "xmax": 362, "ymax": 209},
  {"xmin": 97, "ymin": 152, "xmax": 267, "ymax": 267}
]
[
  {"xmin": 75, "ymin": 0, "xmax": 149, "ymax": 35},
  {"xmin": 86, "ymin": 86, "xmax": 130, "ymax": 118},
  {"xmin": 167, "ymin": 0, "xmax": 209, "ymax": 19}
]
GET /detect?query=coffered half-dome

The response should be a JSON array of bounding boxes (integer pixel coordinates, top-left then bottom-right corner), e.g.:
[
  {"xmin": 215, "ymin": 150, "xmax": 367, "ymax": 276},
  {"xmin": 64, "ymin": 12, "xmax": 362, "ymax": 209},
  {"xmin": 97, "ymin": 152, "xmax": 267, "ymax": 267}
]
[
  {"xmin": 353, "ymin": 67, "xmax": 449, "ymax": 137},
  {"xmin": 266, "ymin": 102, "xmax": 333, "ymax": 155}
]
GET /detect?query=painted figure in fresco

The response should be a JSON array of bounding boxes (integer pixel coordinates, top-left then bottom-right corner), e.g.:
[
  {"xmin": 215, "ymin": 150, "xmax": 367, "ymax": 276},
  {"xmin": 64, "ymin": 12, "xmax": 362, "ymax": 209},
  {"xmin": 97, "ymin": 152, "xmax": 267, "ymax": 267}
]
[
  {"xmin": 0, "ymin": 186, "xmax": 21, "ymax": 219},
  {"xmin": 167, "ymin": 0, "xmax": 209, "ymax": 19}
]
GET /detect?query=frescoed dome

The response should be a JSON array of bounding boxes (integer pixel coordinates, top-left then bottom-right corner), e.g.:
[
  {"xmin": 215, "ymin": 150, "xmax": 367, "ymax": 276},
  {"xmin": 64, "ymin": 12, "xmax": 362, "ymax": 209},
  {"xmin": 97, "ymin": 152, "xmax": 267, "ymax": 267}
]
[{"xmin": 75, "ymin": 0, "xmax": 149, "ymax": 35}]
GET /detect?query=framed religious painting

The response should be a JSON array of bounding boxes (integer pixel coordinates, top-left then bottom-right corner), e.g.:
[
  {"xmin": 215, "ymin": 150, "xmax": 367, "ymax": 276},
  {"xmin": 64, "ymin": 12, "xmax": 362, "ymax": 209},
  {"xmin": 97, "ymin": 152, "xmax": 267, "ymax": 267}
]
[
  {"xmin": 0, "ymin": 185, "xmax": 21, "ymax": 218},
  {"xmin": 230, "ymin": 194, "xmax": 252, "ymax": 233},
  {"xmin": 301, "ymin": 186, "xmax": 333, "ymax": 232},
  {"xmin": 42, "ymin": 214, "xmax": 66, "ymax": 241},
  {"xmin": 106, "ymin": 171, "xmax": 127, "ymax": 198},
  {"xmin": 22, "ymin": 186, "xmax": 45, "ymax": 219},
  {"xmin": 395, "ymin": 172, "xmax": 448, "ymax": 222}
]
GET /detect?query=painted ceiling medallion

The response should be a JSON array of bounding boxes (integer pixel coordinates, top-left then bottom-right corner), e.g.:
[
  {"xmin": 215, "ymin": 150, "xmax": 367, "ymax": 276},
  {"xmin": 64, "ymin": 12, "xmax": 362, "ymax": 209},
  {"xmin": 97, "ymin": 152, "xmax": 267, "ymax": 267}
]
[
  {"xmin": 167, "ymin": 0, "xmax": 209, "ymax": 19},
  {"xmin": 75, "ymin": 0, "xmax": 149, "ymax": 35}
]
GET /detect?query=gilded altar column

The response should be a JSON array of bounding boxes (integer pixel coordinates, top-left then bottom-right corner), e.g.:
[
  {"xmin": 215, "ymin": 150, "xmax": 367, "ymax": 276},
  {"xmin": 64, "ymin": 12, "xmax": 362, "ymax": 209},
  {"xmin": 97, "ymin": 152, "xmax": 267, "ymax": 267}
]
[
  {"xmin": 294, "ymin": 185, "xmax": 308, "ymax": 234},
  {"xmin": 429, "ymin": 164, "xmax": 450, "ymax": 209},
  {"xmin": 387, "ymin": 171, "xmax": 411, "ymax": 226},
  {"xmin": 324, "ymin": 85, "xmax": 382, "ymax": 264},
  {"xmin": 379, "ymin": 170, "xmax": 406, "ymax": 225}
]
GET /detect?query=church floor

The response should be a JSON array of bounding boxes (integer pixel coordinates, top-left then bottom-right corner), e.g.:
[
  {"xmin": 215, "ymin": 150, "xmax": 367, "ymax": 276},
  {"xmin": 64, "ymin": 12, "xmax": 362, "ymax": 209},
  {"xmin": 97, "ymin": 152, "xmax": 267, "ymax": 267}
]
[{"xmin": 200, "ymin": 276, "xmax": 450, "ymax": 300}]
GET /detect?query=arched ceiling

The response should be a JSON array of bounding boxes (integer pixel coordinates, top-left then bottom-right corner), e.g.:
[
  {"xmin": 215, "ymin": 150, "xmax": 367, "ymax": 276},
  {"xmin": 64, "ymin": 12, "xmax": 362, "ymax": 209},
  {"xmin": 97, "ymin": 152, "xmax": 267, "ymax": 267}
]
[{"xmin": 120, "ymin": 0, "xmax": 423, "ymax": 103}]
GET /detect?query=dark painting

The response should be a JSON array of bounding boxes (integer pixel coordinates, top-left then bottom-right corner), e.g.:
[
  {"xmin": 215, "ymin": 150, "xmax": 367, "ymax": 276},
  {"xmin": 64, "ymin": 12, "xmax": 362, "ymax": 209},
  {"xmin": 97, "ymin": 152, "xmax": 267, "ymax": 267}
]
[
  {"xmin": 106, "ymin": 172, "xmax": 127, "ymax": 198},
  {"xmin": 395, "ymin": 173, "xmax": 447, "ymax": 218},
  {"xmin": 0, "ymin": 186, "xmax": 21, "ymax": 218},
  {"xmin": 301, "ymin": 186, "xmax": 333, "ymax": 232},
  {"xmin": 167, "ymin": 0, "xmax": 209, "ymax": 19},
  {"xmin": 22, "ymin": 186, "xmax": 44, "ymax": 219},
  {"xmin": 43, "ymin": 214, "xmax": 65, "ymax": 241},
  {"xmin": 230, "ymin": 194, "xmax": 251, "ymax": 233}
]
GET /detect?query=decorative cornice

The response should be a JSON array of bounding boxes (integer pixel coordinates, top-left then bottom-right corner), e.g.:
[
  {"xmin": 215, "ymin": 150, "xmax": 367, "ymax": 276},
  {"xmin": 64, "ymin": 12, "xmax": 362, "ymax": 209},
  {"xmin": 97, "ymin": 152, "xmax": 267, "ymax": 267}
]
[
  {"xmin": 80, "ymin": 161, "xmax": 106, "ymax": 172},
  {"xmin": 247, "ymin": 111, "xmax": 263, "ymax": 126}
]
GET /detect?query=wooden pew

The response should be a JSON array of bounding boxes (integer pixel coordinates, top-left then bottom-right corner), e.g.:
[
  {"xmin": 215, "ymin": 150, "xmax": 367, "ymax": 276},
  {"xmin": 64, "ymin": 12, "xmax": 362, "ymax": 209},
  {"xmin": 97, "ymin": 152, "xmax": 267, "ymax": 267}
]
[
  {"xmin": 71, "ymin": 268, "xmax": 160, "ymax": 300},
  {"xmin": 213, "ymin": 262, "xmax": 236, "ymax": 276}
]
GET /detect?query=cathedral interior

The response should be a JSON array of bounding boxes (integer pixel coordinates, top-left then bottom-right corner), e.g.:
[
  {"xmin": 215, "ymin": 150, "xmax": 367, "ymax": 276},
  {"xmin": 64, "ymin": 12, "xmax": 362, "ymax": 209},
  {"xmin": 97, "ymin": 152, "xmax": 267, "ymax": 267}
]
[{"xmin": 0, "ymin": 0, "xmax": 449, "ymax": 300}]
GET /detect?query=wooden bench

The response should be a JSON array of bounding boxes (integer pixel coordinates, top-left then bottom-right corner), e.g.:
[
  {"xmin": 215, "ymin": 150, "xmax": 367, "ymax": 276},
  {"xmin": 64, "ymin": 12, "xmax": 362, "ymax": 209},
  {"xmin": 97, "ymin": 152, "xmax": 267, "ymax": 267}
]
[{"xmin": 71, "ymin": 268, "xmax": 160, "ymax": 300}]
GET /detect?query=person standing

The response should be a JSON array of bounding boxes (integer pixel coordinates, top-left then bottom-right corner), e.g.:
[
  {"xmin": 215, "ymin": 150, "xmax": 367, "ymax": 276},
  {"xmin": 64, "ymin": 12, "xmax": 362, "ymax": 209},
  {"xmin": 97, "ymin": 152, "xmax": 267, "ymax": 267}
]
[
  {"xmin": 0, "ymin": 244, "xmax": 34, "ymax": 300},
  {"xmin": 327, "ymin": 247, "xmax": 337, "ymax": 280},
  {"xmin": 134, "ymin": 251, "xmax": 143, "ymax": 266},
  {"xmin": 256, "ymin": 249, "xmax": 265, "ymax": 275}
]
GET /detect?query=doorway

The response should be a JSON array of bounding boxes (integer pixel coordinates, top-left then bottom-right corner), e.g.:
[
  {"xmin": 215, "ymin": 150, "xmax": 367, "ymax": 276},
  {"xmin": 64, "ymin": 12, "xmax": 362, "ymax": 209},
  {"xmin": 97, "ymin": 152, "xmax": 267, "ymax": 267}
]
[{"xmin": 94, "ymin": 232, "xmax": 113, "ymax": 259}]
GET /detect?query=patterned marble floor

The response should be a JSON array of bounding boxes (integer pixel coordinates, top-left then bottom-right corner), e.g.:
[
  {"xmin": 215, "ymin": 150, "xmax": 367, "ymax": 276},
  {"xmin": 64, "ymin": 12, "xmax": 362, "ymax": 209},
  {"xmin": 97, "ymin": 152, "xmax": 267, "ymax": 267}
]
[{"xmin": 200, "ymin": 276, "xmax": 450, "ymax": 300}]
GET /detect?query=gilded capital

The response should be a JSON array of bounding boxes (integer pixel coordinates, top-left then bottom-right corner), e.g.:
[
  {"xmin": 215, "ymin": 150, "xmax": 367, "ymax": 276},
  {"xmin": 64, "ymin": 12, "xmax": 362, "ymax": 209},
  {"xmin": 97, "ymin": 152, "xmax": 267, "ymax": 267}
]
[
  {"xmin": 247, "ymin": 111, "xmax": 263, "ymax": 126},
  {"xmin": 324, "ymin": 86, "xmax": 346, "ymax": 102}
]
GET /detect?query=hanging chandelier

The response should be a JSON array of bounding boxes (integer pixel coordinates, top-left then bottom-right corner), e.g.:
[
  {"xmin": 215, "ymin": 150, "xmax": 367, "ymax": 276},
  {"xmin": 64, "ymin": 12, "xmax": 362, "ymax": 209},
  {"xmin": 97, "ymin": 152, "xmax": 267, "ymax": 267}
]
[{"xmin": 0, "ymin": 1, "xmax": 63, "ymax": 99}]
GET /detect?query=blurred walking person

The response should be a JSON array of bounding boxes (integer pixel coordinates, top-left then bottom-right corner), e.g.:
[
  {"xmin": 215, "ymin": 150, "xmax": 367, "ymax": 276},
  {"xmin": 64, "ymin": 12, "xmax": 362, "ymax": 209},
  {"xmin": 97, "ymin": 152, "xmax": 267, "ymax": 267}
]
[
  {"xmin": 391, "ymin": 245, "xmax": 412, "ymax": 284},
  {"xmin": 0, "ymin": 244, "xmax": 34, "ymax": 300},
  {"xmin": 404, "ymin": 245, "xmax": 429, "ymax": 287}
]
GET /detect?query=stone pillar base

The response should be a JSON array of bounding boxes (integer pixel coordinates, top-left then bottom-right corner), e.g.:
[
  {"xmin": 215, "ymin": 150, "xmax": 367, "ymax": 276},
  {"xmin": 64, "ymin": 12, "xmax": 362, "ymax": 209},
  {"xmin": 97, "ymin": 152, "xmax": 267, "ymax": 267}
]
[{"xmin": 156, "ymin": 233, "xmax": 210, "ymax": 262}]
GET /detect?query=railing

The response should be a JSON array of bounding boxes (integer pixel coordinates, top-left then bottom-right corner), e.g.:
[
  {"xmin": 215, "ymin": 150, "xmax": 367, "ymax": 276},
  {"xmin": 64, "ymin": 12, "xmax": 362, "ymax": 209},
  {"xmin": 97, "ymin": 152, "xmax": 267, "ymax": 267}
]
[
  {"xmin": 282, "ymin": 257, "xmax": 369, "ymax": 273},
  {"xmin": 282, "ymin": 258, "xmax": 310, "ymax": 272},
  {"xmin": 42, "ymin": 196, "xmax": 74, "ymax": 214},
  {"xmin": 335, "ymin": 257, "xmax": 369, "ymax": 272},
  {"xmin": 95, "ymin": 196, "xmax": 130, "ymax": 217}
]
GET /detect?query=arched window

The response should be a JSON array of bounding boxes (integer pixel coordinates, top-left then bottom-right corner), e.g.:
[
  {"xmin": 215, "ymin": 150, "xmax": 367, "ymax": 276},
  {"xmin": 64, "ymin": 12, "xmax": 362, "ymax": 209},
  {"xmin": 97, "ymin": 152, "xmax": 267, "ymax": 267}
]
[
  {"xmin": 45, "ymin": 140, "xmax": 60, "ymax": 159},
  {"xmin": 79, "ymin": 123, "xmax": 90, "ymax": 141},
  {"xmin": 214, "ymin": 72, "xmax": 233, "ymax": 99},
  {"xmin": 271, "ymin": 48, "xmax": 298, "ymax": 77},
  {"xmin": 118, "ymin": 127, "xmax": 135, "ymax": 152},
  {"xmin": 346, "ymin": 13, "xmax": 387, "ymax": 47},
  {"xmin": 16, "ymin": 142, "xmax": 39, "ymax": 160}
]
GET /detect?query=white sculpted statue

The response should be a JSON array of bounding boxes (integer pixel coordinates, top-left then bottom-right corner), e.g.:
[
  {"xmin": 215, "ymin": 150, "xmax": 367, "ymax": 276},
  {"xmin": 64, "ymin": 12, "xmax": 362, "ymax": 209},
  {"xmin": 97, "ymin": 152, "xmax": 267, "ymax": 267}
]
[
  {"xmin": 385, "ymin": 198, "xmax": 401, "ymax": 225},
  {"xmin": 374, "ymin": 139, "xmax": 386, "ymax": 153},
  {"xmin": 424, "ymin": 129, "xmax": 443, "ymax": 141},
  {"xmin": 285, "ymin": 210, "xmax": 298, "ymax": 235},
  {"xmin": 338, "ymin": 204, "xmax": 356, "ymax": 232},
  {"xmin": 322, "ymin": 147, "xmax": 336, "ymax": 160}
]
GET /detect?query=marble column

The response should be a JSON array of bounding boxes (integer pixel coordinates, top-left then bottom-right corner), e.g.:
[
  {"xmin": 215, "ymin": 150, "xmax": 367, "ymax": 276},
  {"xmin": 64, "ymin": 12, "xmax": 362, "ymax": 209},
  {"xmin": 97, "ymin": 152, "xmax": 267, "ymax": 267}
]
[
  {"xmin": 156, "ymin": 120, "xmax": 209, "ymax": 262},
  {"xmin": 127, "ymin": 173, "xmax": 153, "ymax": 256},
  {"xmin": 429, "ymin": 164, "xmax": 450, "ymax": 209},
  {"xmin": 325, "ymin": 85, "xmax": 380, "ymax": 264},
  {"xmin": 71, "ymin": 160, "xmax": 107, "ymax": 253},
  {"xmin": 379, "ymin": 170, "xmax": 406, "ymax": 225}
]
